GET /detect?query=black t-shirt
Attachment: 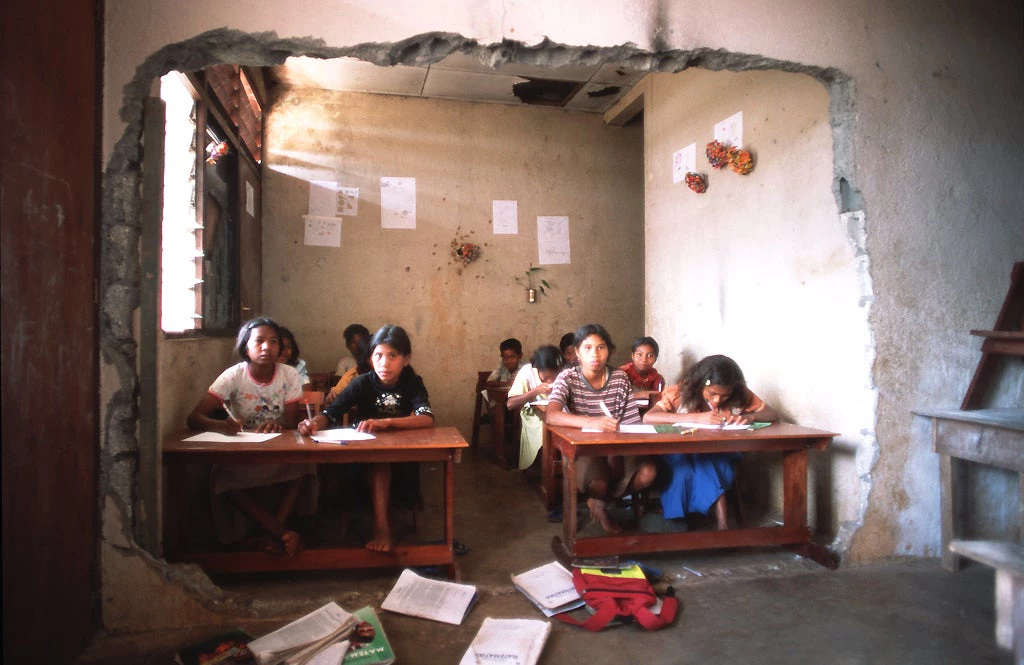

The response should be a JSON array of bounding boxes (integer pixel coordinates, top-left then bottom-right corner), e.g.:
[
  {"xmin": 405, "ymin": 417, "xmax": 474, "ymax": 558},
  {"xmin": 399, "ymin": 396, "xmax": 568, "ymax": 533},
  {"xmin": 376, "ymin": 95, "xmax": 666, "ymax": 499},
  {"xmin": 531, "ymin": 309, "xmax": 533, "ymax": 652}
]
[{"xmin": 323, "ymin": 366, "xmax": 433, "ymax": 426}]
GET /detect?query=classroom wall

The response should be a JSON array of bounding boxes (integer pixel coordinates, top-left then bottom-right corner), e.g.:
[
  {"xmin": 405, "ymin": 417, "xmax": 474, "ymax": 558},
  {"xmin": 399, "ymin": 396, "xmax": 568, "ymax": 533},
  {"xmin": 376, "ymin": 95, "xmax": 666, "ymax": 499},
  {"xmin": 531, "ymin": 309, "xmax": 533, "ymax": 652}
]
[
  {"xmin": 260, "ymin": 88, "xmax": 645, "ymax": 432},
  {"xmin": 641, "ymin": 69, "xmax": 869, "ymax": 543},
  {"xmin": 96, "ymin": 0, "xmax": 1024, "ymax": 634}
]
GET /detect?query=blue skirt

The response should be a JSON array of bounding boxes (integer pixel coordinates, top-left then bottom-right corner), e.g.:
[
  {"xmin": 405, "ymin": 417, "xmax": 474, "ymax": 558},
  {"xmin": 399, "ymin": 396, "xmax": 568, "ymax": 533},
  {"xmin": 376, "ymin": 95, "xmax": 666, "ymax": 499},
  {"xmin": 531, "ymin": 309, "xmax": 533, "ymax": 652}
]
[{"xmin": 657, "ymin": 453, "xmax": 740, "ymax": 519}]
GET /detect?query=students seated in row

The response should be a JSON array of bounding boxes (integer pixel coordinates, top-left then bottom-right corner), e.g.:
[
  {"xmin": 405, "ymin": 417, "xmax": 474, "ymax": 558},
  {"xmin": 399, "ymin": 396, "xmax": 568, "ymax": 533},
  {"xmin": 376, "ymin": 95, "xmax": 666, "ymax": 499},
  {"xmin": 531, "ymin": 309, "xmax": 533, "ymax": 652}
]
[
  {"xmin": 545, "ymin": 324, "xmax": 657, "ymax": 534},
  {"xmin": 278, "ymin": 326, "xmax": 312, "ymax": 391},
  {"xmin": 487, "ymin": 337, "xmax": 523, "ymax": 384},
  {"xmin": 620, "ymin": 336, "xmax": 665, "ymax": 400},
  {"xmin": 507, "ymin": 345, "xmax": 565, "ymax": 470},
  {"xmin": 335, "ymin": 323, "xmax": 370, "ymax": 377},
  {"xmin": 644, "ymin": 354, "xmax": 778, "ymax": 530},
  {"xmin": 299, "ymin": 324, "xmax": 433, "ymax": 552},
  {"xmin": 187, "ymin": 317, "xmax": 317, "ymax": 556}
]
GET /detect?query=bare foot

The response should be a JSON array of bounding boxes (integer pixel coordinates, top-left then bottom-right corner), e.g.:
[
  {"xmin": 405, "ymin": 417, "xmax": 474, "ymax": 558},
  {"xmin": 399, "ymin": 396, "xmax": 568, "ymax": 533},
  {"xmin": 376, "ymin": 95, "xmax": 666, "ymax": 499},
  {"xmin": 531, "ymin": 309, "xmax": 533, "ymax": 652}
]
[
  {"xmin": 587, "ymin": 498, "xmax": 622, "ymax": 535},
  {"xmin": 280, "ymin": 530, "xmax": 302, "ymax": 556},
  {"xmin": 366, "ymin": 527, "xmax": 393, "ymax": 552}
]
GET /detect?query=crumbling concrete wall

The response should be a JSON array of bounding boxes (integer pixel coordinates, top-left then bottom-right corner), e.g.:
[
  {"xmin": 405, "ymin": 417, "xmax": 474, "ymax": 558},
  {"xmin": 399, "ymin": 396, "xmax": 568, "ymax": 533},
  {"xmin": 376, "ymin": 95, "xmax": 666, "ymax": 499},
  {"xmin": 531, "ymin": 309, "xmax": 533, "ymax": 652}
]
[{"xmin": 99, "ymin": 0, "xmax": 1024, "ymax": 633}]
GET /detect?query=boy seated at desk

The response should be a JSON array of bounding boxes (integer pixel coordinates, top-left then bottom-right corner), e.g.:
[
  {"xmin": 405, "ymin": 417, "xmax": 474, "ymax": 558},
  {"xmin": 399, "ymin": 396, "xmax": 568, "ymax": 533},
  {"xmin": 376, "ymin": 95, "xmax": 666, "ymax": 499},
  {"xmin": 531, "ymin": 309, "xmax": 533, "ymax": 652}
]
[{"xmin": 487, "ymin": 337, "xmax": 523, "ymax": 385}]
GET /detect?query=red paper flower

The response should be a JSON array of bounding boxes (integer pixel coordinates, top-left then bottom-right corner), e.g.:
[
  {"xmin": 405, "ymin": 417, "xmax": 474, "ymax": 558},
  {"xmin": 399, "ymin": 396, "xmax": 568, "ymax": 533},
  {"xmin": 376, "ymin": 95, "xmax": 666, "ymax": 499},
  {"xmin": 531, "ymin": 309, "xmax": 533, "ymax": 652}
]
[
  {"xmin": 705, "ymin": 141, "xmax": 731, "ymax": 169},
  {"xmin": 730, "ymin": 149, "xmax": 754, "ymax": 175},
  {"xmin": 685, "ymin": 172, "xmax": 708, "ymax": 193}
]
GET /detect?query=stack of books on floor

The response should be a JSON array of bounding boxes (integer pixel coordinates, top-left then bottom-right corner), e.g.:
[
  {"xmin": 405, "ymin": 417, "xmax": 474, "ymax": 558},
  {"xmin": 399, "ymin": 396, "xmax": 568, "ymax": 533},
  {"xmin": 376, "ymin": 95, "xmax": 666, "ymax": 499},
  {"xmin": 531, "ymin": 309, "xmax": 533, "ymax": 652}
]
[{"xmin": 511, "ymin": 561, "xmax": 585, "ymax": 617}]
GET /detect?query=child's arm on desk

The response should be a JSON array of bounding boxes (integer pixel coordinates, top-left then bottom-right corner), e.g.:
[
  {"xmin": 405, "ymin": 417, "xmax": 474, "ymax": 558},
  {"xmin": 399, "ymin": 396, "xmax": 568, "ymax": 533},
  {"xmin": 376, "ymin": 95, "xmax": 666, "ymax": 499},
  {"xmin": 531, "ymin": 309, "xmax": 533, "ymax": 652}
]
[
  {"xmin": 545, "ymin": 402, "xmax": 618, "ymax": 432},
  {"xmin": 357, "ymin": 413, "xmax": 434, "ymax": 433},
  {"xmin": 187, "ymin": 393, "xmax": 242, "ymax": 434}
]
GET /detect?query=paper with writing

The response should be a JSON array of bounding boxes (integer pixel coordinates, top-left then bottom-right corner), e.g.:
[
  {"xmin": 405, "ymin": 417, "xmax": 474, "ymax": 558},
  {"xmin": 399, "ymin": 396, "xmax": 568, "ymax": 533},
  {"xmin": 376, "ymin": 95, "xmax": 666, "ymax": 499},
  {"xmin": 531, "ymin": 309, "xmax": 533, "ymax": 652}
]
[
  {"xmin": 458, "ymin": 618, "xmax": 550, "ymax": 665},
  {"xmin": 310, "ymin": 429, "xmax": 377, "ymax": 443},
  {"xmin": 381, "ymin": 569, "xmax": 477, "ymax": 625},
  {"xmin": 183, "ymin": 432, "xmax": 279, "ymax": 443}
]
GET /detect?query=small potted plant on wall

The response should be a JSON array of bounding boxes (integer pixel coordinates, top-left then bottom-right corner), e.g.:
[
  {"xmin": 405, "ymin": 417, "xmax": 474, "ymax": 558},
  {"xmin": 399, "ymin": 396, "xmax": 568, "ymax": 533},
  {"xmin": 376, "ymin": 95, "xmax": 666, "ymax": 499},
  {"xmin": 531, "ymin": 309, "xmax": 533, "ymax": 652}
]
[{"xmin": 514, "ymin": 264, "xmax": 550, "ymax": 303}]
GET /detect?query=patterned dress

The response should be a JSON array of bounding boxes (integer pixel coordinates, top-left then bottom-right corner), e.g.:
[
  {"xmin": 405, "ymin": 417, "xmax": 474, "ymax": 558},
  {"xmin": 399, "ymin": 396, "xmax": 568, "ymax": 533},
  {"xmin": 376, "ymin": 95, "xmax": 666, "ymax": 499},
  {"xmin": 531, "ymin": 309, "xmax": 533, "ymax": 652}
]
[{"xmin": 207, "ymin": 362, "xmax": 318, "ymax": 543}]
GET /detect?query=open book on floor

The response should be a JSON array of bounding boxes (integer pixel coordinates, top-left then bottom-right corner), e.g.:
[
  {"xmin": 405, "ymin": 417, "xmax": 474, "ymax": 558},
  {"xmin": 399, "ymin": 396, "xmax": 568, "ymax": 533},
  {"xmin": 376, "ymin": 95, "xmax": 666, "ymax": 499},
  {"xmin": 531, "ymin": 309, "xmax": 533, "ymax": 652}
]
[
  {"xmin": 511, "ymin": 561, "xmax": 584, "ymax": 617},
  {"xmin": 381, "ymin": 568, "xmax": 478, "ymax": 625},
  {"xmin": 247, "ymin": 602, "xmax": 357, "ymax": 665},
  {"xmin": 342, "ymin": 607, "xmax": 395, "ymax": 665},
  {"xmin": 458, "ymin": 618, "xmax": 550, "ymax": 665}
]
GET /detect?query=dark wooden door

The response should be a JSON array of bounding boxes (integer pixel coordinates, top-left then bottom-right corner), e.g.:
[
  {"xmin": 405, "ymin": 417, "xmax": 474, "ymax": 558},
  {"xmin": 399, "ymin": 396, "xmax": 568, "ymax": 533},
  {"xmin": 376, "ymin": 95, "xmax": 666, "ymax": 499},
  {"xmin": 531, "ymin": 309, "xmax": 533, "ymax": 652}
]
[{"xmin": 1, "ymin": 0, "xmax": 100, "ymax": 661}]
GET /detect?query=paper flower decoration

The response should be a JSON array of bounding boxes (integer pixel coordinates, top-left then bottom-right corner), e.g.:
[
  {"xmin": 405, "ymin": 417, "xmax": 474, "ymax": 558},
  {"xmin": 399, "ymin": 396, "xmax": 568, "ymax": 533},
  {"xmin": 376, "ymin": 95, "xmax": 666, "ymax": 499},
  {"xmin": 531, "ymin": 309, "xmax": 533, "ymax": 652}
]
[
  {"xmin": 205, "ymin": 140, "xmax": 229, "ymax": 165},
  {"xmin": 685, "ymin": 172, "xmax": 708, "ymax": 193},
  {"xmin": 705, "ymin": 141, "xmax": 732, "ymax": 169},
  {"xmin": 452, "ymin": 242, "xmax": 480, "ymax": 265},
  {"xmin": 729, "ymin": 149, "xmax": 754, "ymax": 175}
]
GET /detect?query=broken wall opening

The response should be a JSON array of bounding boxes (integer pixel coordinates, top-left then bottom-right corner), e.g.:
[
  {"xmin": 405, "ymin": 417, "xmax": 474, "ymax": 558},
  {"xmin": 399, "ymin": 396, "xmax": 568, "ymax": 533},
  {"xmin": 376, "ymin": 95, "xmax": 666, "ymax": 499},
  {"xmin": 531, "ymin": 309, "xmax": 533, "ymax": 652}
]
[{"xmin": 101, "ymin": 29, "xmax": 869, "ymax": 628}]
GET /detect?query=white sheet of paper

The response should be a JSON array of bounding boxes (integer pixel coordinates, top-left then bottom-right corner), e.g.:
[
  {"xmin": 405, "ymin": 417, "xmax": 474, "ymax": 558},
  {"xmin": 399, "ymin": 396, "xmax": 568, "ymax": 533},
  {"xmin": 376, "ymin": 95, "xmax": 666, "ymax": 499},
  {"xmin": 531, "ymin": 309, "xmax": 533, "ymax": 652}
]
[
  {"xmin": 309, "ymin": 180, "xmax": 339, "ymax": 218},
  {"xmin": 672, "ymin": 143, "xmax": 696, "ymax": 184},
  {"xmin": 492, "ymin": 199, "xmax": 519, "ymax": 234},
  {"xmin": 304, "ymin": 216, "xmax": 342, "ymax": 247},
  {"xmin": 714, "ymin": 111, "xmax": 743, "ymax": 148},
  {"xmin": 182, "ymin": 432, "xmax": 279, "ymax": 443},
  {"xmin": 673, "ymin": 421, "xmax": 753, "ymax": 431},
  {"xmin": 380, "ymin": 177, "xmax": 416, "ymax": 229},
  {"xmin": 381, "ymin": 568, "xmax": 477, "ymax": 625},
  {"xmin": 537, "ymin": 215, "xmax": 570, "ymax": 265},
  {"xmin": 246, "ymin": 181, "xmax": 255, "ymax": 216},
  {"xmin": 338, "ymin": 186, "xmax": 359, "ymax": 217},
  {"xmin": 581, "ymin": 424, "xmax": 658, "ymax": 434},
  {"xmin": 310, "ymin": 428, "xmax": 377, "ymax": 443}
]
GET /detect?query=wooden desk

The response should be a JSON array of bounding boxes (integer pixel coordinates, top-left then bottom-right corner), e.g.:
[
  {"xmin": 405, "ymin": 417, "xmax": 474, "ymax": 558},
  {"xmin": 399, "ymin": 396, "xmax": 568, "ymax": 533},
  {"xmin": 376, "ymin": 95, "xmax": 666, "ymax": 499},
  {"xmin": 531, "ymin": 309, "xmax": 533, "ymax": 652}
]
[
  {"xmin": 162, "ymin": 427, "xmax": 468, "ymax": 576},
  {"xmin": 545, "ymin": 423, "xmax": 838, "ymax": 568},
  {"xmin": 914, "ymin": 408, "xmax": 1024, "ymax": 571}
]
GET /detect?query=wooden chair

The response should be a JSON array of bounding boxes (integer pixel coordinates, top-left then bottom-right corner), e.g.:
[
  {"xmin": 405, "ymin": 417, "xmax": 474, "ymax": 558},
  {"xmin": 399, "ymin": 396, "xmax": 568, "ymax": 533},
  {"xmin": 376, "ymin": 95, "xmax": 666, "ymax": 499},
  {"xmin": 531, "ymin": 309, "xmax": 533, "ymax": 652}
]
[
  {"xmin": 308, "ymin": 372, "xmax": 331, "ymax": 394},
  {"xmin": 299, "ymin": 390, "xmax": 325, "ymax": 420},
  {"xmin": 470, "ymin": 371, "xmax": 491, "ymax": 447}
]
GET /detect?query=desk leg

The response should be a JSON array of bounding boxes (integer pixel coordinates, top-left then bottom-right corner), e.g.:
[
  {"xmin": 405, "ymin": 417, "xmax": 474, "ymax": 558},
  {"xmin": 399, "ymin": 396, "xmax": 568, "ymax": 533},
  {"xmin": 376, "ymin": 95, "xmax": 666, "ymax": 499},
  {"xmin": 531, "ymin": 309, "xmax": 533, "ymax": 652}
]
[
  {"xmin": 560, "ymin": 455, "xmax": 578, "ymax": 556},
  {"xmin": 164, "ymin": 463, "xmax": 187, "ymax": 560},
  {"xmin": 540, "ymin": 427, "xmax": 556, "ymax": 509},
  {"xmin": 940, "ymin": 453, "xmax": 969, "ymax": 571},
  {"xmin": 782, "ymin": 448, "xmax": 838, "ymax": 568}
]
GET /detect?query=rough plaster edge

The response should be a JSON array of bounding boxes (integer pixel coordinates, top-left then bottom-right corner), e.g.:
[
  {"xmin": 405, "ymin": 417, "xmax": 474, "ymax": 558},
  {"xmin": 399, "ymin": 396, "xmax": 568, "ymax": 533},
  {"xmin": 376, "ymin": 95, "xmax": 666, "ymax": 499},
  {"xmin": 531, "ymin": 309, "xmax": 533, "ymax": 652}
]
[
  {"xmin": 829, "ymin": 211, "xmax": 879, "ymax": 558},
  {"xmin": 101, "ymin": 28, "xmax": 872, "ymax": 623}
]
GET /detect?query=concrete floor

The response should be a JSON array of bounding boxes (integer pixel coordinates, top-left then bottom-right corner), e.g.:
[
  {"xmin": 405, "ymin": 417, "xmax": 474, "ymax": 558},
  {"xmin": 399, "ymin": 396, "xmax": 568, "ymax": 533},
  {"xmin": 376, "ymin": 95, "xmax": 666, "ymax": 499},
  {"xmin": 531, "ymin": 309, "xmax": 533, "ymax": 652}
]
[{"xmin": 77, "ymin": 446, "xmax": 1011, "ymax": 664}]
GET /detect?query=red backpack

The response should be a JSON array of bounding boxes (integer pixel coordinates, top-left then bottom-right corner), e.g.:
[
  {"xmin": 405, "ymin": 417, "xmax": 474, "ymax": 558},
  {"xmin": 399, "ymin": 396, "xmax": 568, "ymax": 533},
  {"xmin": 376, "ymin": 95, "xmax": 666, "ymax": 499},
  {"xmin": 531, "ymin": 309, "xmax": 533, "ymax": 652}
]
[{"xmin": 554, "ymin": 565, "xmax": 678, "ymax": 631}]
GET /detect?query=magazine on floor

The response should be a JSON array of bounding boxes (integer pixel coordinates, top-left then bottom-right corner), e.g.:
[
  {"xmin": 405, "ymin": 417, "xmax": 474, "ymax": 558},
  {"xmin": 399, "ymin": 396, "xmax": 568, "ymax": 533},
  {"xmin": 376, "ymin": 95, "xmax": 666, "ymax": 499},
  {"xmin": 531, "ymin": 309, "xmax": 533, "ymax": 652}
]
[
  {"xmin": 458, "ymin": 618, "xmax": 550, "ymax": 665},
  {"xmin": 342, "ymin": 607, "xmax": 395, "ymax": 665},
  {"xmin": 247, "ymin": 602, "xmax": 357, "ymax": 665}
]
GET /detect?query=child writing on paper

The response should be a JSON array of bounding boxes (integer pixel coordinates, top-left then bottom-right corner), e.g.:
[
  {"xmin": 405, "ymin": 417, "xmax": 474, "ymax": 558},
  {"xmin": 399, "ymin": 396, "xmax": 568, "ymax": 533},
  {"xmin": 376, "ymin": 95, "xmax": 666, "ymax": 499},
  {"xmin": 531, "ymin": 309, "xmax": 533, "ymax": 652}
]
[
  {"xmin": 186, "ymin": 317, "xmax": 317, "ymax": 556},
  {"xmin": 619, "ymin": 336, "xmax": 666, "ymax": 401},
  {"xmin": 298, "ymin": 324, "xmax": 433, "ymax": 552},
  {"xmin": 644, "ymin": 354, "xmax": 779, "ymax": 530},
  {"xmin": 278, "ymin": 326, "xmax": 312, "ymax": 391},
  {"xmin": 507, "ymin": 345, "xmax": 564, "ymax": 470},
  {"xmin": 545, "ymin": 324, "xmax": 657, "ymax": 534}
]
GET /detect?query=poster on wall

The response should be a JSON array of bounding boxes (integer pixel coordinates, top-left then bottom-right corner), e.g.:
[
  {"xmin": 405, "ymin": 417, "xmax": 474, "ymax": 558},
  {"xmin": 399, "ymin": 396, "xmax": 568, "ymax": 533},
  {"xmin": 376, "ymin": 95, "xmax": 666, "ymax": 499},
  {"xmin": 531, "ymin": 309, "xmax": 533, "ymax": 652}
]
[
  {"xmin": 714, "ymin": 111, "xmax": 743, "ymax": 148},
  {"xmin": 338, "ymin": 186, "xmax": 359, "ymax": 217},
  {"xmin": 381, "ymin": 177, "xmax": 416, "ymax": 229},
  {"xmin": 672, "ymin": 143, "xmax": 696, "ymax": 184},
  {"xmin": 537, "ymin": 216, "xmax": 570, "ymax": 265},
  {"xmin": 303, "ymin": 216, "xmax": 342, "ymax": 247},
  {"xmin": 492, "ymin": 200, "xmax": 518, "ymax": 234}
]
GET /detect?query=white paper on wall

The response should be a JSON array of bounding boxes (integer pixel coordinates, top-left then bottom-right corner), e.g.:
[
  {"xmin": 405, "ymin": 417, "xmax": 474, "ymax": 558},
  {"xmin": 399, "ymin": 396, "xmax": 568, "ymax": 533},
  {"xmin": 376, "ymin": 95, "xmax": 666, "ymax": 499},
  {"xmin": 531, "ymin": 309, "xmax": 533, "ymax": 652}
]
[
  {"xmin": 303, "ymin": 216, "xmax": 342, "ymax": 247},
  {"xmin": 338, "ymin": 187, "xmax": 359, "ymax": 217},
  {"xmin": 492, "ymin": 200, "xmax": 519, "ymax": 234},
  {"xmin": 309, "ymin": 180, "xmax": 339, "ymax": 218},
  {"xmin": 714, "ymin": 111, "xmax": 743, "ymax": 148},
  {"xmin": 672, "ymin": 143, "xmax": 697, "ymax": 184},
  {"xmin": 537, "ymin": 216, "xmax": 570, "ymax": 265},
  {"xmin": 381, "ymin": 177, "xmax": 416, "ymax": 229}
]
